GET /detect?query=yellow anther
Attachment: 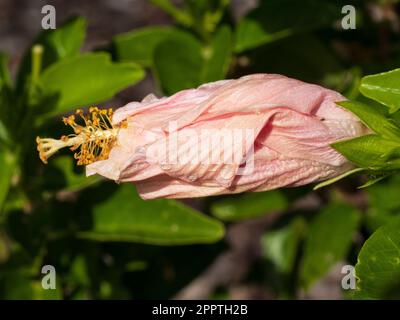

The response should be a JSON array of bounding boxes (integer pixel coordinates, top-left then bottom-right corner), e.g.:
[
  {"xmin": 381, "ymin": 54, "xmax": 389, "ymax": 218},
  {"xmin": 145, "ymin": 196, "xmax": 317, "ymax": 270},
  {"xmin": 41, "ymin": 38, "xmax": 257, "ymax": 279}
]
[{"xmin": 36, "ymin": 107, "xmax": 121, "ymax": 165}]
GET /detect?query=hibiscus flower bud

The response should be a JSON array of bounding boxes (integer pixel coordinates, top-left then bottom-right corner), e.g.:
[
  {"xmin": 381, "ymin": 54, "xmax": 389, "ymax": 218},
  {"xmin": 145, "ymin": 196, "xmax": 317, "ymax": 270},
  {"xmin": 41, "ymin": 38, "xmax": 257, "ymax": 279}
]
[{"xmin": 37, "ymin": 74, "xmax": 366, "ymax": 199}]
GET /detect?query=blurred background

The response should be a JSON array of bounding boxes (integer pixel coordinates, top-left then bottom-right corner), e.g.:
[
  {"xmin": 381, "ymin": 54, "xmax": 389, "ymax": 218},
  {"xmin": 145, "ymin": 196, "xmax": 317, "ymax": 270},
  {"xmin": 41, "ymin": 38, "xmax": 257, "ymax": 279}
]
[{"xmin": 0, "ymin": 0, "xmax": 399, "ymax": 299}]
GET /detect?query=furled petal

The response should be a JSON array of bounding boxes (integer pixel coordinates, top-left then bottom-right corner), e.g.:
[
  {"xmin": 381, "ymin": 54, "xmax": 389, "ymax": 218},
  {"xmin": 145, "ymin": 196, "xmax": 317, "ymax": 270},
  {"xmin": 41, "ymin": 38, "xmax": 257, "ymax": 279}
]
[{"xmin": 86, "ymin": 74, "xmax": 366, "ymax": 199}]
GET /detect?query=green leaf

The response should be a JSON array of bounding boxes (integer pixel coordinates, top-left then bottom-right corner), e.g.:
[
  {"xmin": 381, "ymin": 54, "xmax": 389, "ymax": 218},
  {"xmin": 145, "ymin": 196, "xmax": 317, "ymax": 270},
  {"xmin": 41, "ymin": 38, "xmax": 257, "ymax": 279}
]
[
  {"xmin": 299, "ymin": 203, "xmax": 360, "ymax": 289},
  {"xmin": 367, "ymin": 175, "xmax": 400, "ymax": 211},
  {"xmin": 153, "ymin": 32, "xmax": 203, "ymax": 95},
  {"xmin": 152, "ymin": 26, "xmax": 232, "ymax": 94},
  {"xmin": 211, "ymin": 190, "xmax": 288, "ymax": 222},
  {"xmin": 235, "ymin": 19, "xmax": 291, "ymax": 53},
  {"xmin": 114, "ymin": 26, "xmax": 186, "ymax": 67},
  {"xmin": 80, "ymin": 184, "xmax": 225, "ymax": 245},
  {"xmin": 354, "ymin": 218, "xmax": 400, "ymax": 299},
  {"xmin": 262, "ymin": 217, "xmax": 306, "ymax": 274},
  {"xmin": 67, "ymin": 255, "xmax": 91, "ymax": 289},
  {"xmin": 44, "ymin": 16, "xmax": 86, "ymax": 59},
  {"xmin": 360, "ymin": 68, "xmax": 400, "ymax": 113},
  {"xmin": 16, "ymin": 17, "xmax": 87, "ymax": 91},
  {"xmin": 235, "ymin": 0, "xmax": 341, "ymax": 52},
  {"xmin": 332, "ymin": 134, "xmax": 400, "ymax": 169},
  {"xmin": 40, "ymin": 53, "xmax": 144, "ymax": 114},
  {"xmin": 337, "ymin": 100, "xmax": 400, "ymax": 141},
  {"xmin": 0, "ymin": 150, "xmax": 17, "ymax": 214},
  {"xmin": 201, "ymin": 25, "xmax": 232, "ymax": 82}
]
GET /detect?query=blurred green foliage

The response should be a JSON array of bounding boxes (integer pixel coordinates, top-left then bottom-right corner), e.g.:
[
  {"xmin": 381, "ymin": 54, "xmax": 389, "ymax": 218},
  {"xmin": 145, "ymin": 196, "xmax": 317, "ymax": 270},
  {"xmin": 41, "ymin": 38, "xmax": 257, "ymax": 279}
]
[{"xmin": 0, "ymin": 0, "xmax": 400, "ymax": 300}]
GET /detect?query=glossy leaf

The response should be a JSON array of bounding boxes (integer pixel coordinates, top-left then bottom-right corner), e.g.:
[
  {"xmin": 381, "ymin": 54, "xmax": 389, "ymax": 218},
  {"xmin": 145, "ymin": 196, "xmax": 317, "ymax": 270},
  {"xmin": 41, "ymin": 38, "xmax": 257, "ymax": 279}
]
[
  {"xmin": 40, "ymin": 53, "xmax": 144, "ymax": 114},
  {"xmin": 211, "ymin": 190, "xmax": 288, "ymax": 221},
  {"xmin": 80, "ymin": 184, "xmax": 225, "ymax": 245},
  {"xmin": 337, "ymin": 100, "xmax": 400, "ymax": 141},
  {"xmin": 299, "ymin": 203, "xmax": 360, "ymax": 289},
  {"xmin": 332, "ymin": 134, "xmax": 400, "ymax": 169},
  {"xmin": 360, "ymin": 69, "xmax": 400, "ymax": 113},
  {"xmin": 354, "ymin": 218, "xmax": 400, "ymax": 299}
]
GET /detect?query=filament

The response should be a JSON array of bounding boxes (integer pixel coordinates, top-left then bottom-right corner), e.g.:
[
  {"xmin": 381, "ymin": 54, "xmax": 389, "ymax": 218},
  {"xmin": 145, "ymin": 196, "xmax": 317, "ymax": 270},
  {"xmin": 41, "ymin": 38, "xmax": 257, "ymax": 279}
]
[{"xmin": 36, "ymin": 107, "xmax": 126, "ymax": 165}]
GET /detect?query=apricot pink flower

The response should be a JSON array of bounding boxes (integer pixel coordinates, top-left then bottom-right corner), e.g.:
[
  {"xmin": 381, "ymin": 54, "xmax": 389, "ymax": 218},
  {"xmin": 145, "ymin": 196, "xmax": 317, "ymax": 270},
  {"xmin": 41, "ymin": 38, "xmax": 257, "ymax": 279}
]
[{"xmin": 79, "ymin": 74, "xmax": 364, "ymax": 199}]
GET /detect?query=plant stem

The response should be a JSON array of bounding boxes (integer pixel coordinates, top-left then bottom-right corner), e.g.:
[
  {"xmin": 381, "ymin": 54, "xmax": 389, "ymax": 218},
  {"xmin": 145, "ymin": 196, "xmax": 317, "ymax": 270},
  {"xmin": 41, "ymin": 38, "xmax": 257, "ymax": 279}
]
[{"xmin": 31, "ymin": 44, "xmax": 44, "ymax": 84}]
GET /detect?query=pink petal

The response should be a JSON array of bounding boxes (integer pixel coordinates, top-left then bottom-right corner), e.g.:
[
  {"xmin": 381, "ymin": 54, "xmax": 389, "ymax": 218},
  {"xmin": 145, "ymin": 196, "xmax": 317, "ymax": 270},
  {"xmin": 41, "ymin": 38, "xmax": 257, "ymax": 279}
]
[{"xmin": 86, "ymin": 74, "xmax": 366, "ymax": 199}]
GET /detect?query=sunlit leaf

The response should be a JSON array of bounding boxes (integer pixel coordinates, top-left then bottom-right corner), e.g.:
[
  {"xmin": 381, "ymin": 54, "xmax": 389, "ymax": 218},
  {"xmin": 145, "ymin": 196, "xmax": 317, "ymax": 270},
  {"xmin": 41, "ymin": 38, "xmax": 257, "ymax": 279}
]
[
  {"xmin": 332, "ymin": 134, "xmax": 400, "ymax": 169},
  {"xmin": 40, "ymin": 53, "xmax": 144, "ymax": 114},
  {"xmin": 17, "ymin": 17, "xmax": 87, "ymax": 91},
  {"xmin": 360, "ymin": 68, "xmax": 400, "ymax": 113}
]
